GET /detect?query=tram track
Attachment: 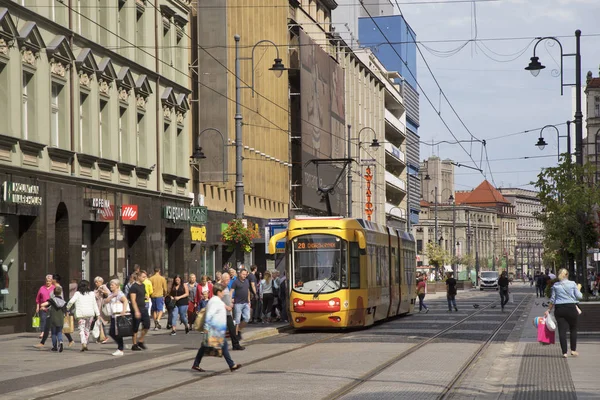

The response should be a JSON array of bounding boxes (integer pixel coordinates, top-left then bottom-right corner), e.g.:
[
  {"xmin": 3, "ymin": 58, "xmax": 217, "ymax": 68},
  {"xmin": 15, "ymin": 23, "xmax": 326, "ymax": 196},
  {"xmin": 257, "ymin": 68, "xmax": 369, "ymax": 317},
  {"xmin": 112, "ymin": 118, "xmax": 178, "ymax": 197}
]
[
  {"xmin": 30, "ymin": 331, "xmax": 344, "ymax": 400},
  {"xmin": 326, "ymin": 296, "xmax": 530, "ymax": 400},
  {"xmin": 437, "ymin": 294, "xmax": 531, "ymax": 400}
]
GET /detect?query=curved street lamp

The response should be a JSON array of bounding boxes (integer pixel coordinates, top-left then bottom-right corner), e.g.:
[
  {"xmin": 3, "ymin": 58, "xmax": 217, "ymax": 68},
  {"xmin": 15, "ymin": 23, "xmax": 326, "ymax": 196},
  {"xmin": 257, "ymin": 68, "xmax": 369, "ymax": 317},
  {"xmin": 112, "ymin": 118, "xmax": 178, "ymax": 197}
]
[
  {"xmin": 190, "ymin": 127, "xmax": 228, "ymax": 182},
  {"xmin": 535, "ymin": 123, "xmax": 572, "ymax": 161},
  {"xmin": 524, "ymin": 31, "xmax": 582, "ymax": 166},
  {"xmin": 347, "ymin": 126, "xmax": 380, "ymax": 217}
]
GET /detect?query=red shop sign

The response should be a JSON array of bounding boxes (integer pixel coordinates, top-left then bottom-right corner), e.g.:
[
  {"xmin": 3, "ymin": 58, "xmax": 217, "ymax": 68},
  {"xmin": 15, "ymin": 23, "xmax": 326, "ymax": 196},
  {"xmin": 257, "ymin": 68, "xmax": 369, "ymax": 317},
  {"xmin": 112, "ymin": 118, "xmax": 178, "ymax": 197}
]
[{"xmin": 100, "ymin": 205, "xmax": 138, "ymax": 221}]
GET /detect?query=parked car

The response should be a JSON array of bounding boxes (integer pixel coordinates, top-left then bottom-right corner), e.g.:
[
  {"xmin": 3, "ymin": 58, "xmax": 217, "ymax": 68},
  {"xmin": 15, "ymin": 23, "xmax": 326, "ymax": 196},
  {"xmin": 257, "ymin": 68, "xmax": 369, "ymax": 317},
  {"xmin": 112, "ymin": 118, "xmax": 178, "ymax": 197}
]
[{"xmin": 480, "ymin": 271, "xmax": 499, "ymax": 291}]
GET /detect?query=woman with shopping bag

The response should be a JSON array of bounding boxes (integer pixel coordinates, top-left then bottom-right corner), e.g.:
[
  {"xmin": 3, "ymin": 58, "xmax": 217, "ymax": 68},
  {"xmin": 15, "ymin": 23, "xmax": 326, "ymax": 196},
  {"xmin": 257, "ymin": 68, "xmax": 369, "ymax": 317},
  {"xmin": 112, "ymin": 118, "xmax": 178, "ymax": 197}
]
[
  {"xmin": 545, "ymin": 268, "xmax": 583, "ymax": 358},
  {"xmin": 103, "ymin": 279, "xmax": 130, "ymax": 356},
  {"xmin": 191, "ymin": 283, "xmax": 241, "ymax": 372}
]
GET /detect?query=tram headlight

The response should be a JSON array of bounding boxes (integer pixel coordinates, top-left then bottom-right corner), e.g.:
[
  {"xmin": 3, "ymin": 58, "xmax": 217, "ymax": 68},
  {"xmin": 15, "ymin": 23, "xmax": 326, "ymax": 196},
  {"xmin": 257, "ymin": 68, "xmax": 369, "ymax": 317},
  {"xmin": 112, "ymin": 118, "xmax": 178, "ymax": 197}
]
[
  {"xmin": 328, "ymin": 300, "xmax": 335, "ymax": 307},
  {"xmin": 297, "ymin": 299, "xmax": 304, "ymax": 306}
]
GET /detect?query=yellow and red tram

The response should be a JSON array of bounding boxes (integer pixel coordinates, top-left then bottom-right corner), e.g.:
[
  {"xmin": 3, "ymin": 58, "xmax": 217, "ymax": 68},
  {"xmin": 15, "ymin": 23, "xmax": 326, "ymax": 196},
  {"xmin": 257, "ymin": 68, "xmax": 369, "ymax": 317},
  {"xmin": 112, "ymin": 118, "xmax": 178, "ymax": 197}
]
[{"xmin": 268, "ymin": 216, "xmax": 416, "ymax": 329}]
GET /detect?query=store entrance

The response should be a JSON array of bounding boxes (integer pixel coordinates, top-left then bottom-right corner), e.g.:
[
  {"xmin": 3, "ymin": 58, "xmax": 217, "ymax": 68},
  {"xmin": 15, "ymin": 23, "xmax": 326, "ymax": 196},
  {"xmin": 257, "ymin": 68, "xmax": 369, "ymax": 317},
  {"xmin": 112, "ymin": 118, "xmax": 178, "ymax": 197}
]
[
  {"xmin": 55, "ymin": 203, "xmax": 70, "ymax": 287},
  {"xmin": 124, "ymin": 225, "xmax": 146, "ymax": 277},
  {"xmin": 164, "ymin": 228, "xmax": 183, "ymax": 278},
  {"xmin": 82, "ymin": 222, "xmax": 110, "ymax": 281}
]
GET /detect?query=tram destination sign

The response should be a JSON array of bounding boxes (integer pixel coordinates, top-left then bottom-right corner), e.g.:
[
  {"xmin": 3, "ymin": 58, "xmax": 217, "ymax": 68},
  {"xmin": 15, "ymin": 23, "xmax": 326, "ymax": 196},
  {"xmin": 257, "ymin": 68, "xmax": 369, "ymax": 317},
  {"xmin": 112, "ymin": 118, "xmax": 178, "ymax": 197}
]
[
  {"xmin": 294, "ymin": 237, "xmax": 340, "ymax": 251},
  {"xmin": 2, "ymin": 181, "xmax": 42, "ymax": 206}
]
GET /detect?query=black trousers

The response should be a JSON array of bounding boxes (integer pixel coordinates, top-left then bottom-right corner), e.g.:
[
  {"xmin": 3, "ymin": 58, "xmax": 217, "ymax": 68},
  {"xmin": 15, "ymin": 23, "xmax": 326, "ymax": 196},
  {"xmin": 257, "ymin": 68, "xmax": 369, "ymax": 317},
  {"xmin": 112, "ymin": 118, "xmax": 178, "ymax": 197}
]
[
  {"xmin": 499, "ymin": 288, "xmax": 509, "ymax": 308},
  {"xmin": 536, "ymin": 286, "xmax": 544, "ymax": 297},
  {"xmin": 226, "ymin": 315, "xmax": 240, "ymax": 347},
  {"xmin": 554, "ymin": 304, "xmax": 578, "ymax": 355}
]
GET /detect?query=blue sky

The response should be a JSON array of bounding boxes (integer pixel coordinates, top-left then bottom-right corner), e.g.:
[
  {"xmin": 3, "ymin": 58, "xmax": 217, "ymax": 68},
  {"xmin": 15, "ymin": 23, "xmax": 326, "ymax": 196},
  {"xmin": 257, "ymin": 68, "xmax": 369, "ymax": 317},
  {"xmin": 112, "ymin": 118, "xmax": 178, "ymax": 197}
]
[{"xmin": 398, "ymin": 0, "xmax": 600, "ymax": 191}]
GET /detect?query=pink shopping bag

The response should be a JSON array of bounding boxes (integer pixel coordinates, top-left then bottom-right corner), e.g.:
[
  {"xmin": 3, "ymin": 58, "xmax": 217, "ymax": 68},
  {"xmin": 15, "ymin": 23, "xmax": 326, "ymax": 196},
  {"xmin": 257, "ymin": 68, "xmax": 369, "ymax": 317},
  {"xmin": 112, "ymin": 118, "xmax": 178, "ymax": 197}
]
[{"xmin": 536, "ymin": 317, "xmax": 555, "ymax": 344}]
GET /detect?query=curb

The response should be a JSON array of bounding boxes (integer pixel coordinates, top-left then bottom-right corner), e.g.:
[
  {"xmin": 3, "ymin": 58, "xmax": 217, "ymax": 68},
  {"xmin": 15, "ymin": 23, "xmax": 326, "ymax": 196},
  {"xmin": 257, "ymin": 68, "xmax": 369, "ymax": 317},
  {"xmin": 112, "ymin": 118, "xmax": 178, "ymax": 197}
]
[{"xmin": 241, "ymin": 324, "xmax": 292, "ymax": 343}]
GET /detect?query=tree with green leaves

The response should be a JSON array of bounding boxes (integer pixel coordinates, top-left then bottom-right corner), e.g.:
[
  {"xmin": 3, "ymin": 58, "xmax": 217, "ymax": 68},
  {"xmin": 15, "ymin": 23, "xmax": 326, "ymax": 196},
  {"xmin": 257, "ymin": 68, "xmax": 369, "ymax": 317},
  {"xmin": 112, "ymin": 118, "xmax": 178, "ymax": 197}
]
[
  {"xmin": 535, "ymin": 155, "xmax": 600, "ymax": 294},
  {"xmin": 456, "ymin": 253, "xmax": 475, "ymax": 282},
  {"xmin": 425, "ymin": 242, "xmax": 451, "ymax": 279}
]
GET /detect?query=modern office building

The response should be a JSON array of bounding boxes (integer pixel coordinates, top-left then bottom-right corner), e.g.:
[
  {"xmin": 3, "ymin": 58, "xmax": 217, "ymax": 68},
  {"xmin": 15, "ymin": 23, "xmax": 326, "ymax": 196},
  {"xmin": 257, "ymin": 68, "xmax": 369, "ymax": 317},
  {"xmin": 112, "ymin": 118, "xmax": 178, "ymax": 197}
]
[{"xmin": 0, "ymin": 0, "xmax": 192, "ymax": 333}]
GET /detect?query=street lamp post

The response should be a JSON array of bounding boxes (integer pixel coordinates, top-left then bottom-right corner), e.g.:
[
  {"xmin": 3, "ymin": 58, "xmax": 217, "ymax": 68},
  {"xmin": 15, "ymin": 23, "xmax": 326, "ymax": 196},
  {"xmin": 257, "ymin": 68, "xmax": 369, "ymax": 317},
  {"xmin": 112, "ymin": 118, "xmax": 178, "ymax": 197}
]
[
  {"xmin": 347, "ymin": 126, "xmax": 380, "ymax": 218},
  {"xmin": 234, "ymin": 34, "xmax": 287, "ymax": 220},
  {"xmin": 525, "ymin": 30, "xmax": 582, "ymax": 166},
  {"xmin": 534, "ymin": 122, "xmax": 572, "ymax": 161}
]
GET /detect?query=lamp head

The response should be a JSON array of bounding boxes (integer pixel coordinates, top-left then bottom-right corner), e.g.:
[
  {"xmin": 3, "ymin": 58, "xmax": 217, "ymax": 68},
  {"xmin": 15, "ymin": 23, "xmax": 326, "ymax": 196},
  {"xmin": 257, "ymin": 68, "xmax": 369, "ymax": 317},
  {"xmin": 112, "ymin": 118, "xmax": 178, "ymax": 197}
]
[
  {"xmin": 269, "ymin": 58, "xmax": 286, "ymax": 78},
  {"xmin": 369, "ymin": 139, "xmax": 380, "ymax": 148},
  {"xmin": 190, "ymin": 147, "xmax": 206, "ymax": 160},
  {"xmin": 449, "ymin": 194, "xmax": 454, "ymax": 202},
  {"xmin": 424, "ymin": 174, "xmax": 431, "ymax": 181},
  {"xmin": 525, "ymin": 56, "xmax": 545, "ymax": 77},
  {"xmin": 535, "ymin": 137, "xmax": 548, "ymax": 151}
]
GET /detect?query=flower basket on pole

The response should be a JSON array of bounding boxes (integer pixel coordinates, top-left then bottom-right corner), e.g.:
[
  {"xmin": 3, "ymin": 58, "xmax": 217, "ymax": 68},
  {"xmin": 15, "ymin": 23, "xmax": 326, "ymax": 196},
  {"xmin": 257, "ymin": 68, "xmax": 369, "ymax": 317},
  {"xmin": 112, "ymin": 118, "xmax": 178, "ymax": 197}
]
[{"xmin": 221, "ymin": 219, "xmax": 260, "ymax": 263}]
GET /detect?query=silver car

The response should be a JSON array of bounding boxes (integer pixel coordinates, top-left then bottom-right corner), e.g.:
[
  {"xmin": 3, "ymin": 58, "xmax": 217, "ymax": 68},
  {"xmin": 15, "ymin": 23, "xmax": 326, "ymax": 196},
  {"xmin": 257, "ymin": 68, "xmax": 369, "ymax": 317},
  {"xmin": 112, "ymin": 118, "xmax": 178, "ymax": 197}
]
[{"xmin": 480, "ymin": 271, "xmax": 499, "ymax": 290}]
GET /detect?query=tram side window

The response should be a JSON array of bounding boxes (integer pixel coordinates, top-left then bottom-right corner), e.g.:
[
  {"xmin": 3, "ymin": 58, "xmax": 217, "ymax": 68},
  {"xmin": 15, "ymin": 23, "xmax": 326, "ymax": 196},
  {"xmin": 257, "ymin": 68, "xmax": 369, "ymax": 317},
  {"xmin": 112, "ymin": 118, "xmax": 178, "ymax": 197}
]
[{"xmin": 350, "ymin": 242, "xmax": 360, "ymax": 289}]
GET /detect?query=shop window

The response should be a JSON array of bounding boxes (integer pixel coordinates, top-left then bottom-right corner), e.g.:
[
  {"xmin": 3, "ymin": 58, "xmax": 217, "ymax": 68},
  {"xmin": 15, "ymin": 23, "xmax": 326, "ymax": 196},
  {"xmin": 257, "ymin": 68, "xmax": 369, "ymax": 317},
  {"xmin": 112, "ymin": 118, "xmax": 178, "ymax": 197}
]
[
  {"xmin": 22, "ymin": 71, "xmax": 36, "ymax": 141},
  {"xmin": 0, "ymin": 216, "xmax": 19, "ymax": 314}
]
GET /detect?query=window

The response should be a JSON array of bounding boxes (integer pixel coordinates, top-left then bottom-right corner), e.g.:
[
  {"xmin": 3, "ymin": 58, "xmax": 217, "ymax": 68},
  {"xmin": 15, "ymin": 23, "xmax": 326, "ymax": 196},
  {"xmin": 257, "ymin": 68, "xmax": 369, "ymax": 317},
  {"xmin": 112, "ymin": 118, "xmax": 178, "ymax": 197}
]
[
  {"xmin": 51, "ymin": 83, "xmax": 66, "ymax": 148},
  {"xmin": 175, "ymin": 26, "xmax": 184, "ymax": 74},
  {"xmin": 119, "ymin": 106, "xmax": 128, "ymax": 162},
  {"xmin": 136, "ymin": 8, "xmax": 145, "ymax": 64},
  {"xmin": 0, "ymin": 215, "xmax": 19, "ymax": 315},
  {"xmin": 0, "ymin": 63, "xmax": 9, "ymax": 134},
  {"xmin": 117, "ymin": 2, "xmax": 128, "ymax": 56},
  {"xmin": 163, "ymin": 122, "xmax": 171, "ymax": 173},
  {"xmin": 350, "ymin": 242, "xmax": 361, "ymax": 289},
  {"xmin": 137, "ymin": 112, "xmax": 146, "ymax": 166},
  {"xmin": 176, "ymin": 126, "xmax": 184, "ymax": 176},
  {"xmin": 79, "ymin": 92, "xmax": 90, "ymax": 153},
  {"xmin": 98, "ymin": 0, "xmax": 111, "ymax": 46},
  {"xmin": 162, "ymin": 18, "xmax": 172, "ymax": 71},
  {"xmin": 99, "ymin": 100, "xmax": 109, "ymax": 158},
  {"xmin": 22, "ymin": 72, "xmax": 35, "ymax": 140},
  {"xmin": 596, "ymin": 96, "xmax": 600, "ymax": 118}
]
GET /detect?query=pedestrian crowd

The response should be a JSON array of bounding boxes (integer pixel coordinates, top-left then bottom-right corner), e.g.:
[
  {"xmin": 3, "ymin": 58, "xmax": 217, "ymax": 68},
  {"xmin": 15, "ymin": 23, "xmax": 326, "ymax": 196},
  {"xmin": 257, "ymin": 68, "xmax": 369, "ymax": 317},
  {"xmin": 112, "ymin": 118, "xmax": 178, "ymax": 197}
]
[{"xmin": 33, "ymin": 264, "xmax": 288, "ymax": 367}]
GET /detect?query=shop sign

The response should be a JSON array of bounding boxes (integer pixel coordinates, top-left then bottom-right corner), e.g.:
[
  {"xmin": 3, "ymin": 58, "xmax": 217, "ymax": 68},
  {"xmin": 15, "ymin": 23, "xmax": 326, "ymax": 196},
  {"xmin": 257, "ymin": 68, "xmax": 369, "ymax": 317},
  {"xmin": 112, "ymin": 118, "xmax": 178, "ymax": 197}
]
[
  {"xmin": 163, "ymin": 206, "xmax": 190, "ymax": 222},
  {"xmin": 89, "ymin": 198, "xmax": 111, "ymax": 208},
  {"xmin": 190, "ymin": 206, "xmax": 208, "ymax": 225},
  {"xmin": 100, "ymin": 204, "xmax": 139, "ymax": 221},
  {"xmin": 2, "ymin": 181, "xmax": 42, "ymax": 206},
  {"xmin": 191, "ymin": 225, "xmax": 207, "ymax": 242}
]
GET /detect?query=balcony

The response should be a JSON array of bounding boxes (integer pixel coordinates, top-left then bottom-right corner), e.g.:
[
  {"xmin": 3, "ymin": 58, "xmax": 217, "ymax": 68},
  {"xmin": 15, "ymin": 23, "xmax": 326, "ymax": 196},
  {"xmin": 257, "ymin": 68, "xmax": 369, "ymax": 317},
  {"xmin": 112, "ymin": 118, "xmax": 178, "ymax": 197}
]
[
  {"xmin": 385, "ymin": 170, "xmax": 406, "ymax": 192},
  {"xmin": 385, "ymin": 141, "xmax": 406, "ymax": 166},
  {"xmin": 386, "ymin": 202, "xmax": 406, "ymax": 220},
  {"xmin": 385, "ymin": 108, "xmax": 406, "ymax": 141}
]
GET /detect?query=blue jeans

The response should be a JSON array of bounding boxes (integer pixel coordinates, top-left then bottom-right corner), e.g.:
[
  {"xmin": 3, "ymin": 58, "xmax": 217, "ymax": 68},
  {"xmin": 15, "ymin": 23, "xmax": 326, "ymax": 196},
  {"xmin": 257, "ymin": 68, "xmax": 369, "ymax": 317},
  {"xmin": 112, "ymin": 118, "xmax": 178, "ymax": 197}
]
[
  {"xmin": 171, "ymin": 305, "xmax": 189, "ymax": 327},
  {"xmin": 234, "ymin": 303, "xmax": 251, "ymax": 325},
  {"xmin": 447, "ymin": 296, "xmax": 457, "ymax": 311},
  {"xmin": 51, "ymin": 326, "xmax": 63, "ymax": 349},
  {"xmin": 192, "ymin": 339, "xmax": 235, "ymax": 369}
]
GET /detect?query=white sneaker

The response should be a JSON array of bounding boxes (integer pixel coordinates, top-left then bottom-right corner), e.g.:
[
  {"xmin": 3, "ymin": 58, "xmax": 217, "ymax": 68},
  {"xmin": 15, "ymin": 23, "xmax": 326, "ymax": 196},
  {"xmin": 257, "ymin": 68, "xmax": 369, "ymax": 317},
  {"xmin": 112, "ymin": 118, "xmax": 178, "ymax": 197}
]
[{"xmin": 112, "ymin": 350, "xmax": 124, "ymax": 356}]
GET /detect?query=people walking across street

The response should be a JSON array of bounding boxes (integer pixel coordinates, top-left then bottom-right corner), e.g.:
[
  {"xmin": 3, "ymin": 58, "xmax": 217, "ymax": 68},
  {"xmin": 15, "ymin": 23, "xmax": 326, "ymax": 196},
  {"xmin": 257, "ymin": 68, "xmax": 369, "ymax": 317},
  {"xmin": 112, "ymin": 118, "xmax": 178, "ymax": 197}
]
[
  {"xmin": 104, "ymin": 278, "xmax": 129, "ymax": 356},
  {"xmin": 66, "ymin": 280, "xmax": 100, "ymax": 352},
  {"xmin": 93, "ymin": 277, "xmax": 110, "ymax": 344},
  {"xmin": 231, "ymin": 268, "xmax": 252, "ymax": 339},
  {"xmin": 129, "ymin": 271, "xmax": 151, "ymax": 350},
  {"xmin": 35, "ymin": 274, "xmax": 74, "ymax": 349},
  {"xmin": 35, "ymin": 274, "xmax": 55, "ymax": 339},
  {"xmin": 416, "ymin": 275, "xmax": 429, "ymax": 313},
  {"xmin": 220, "ymin": 272, "xmax": 244, "ymax": 350},
  {"xmin": 191, "ymin": 283, "xmax": 242, "ymax": 372},
  {"xmin": 186, "ymin": 274, "xmax": 199, "ymax": 332},
  {"xmin": 498, "ymin": 271, "xmax": 510, "ymax": 312},
  {"xmin": 39, "ymin": 286, "xmax": 67, "ymax": 352},
  {"xmin": 546, "ymin": 268, "xmax": 583, "ymax": 358},
  {"xmin": 446, "ymin": 272, "xmax": 458, "ymax": 312},
  {"xmin": 169, "ymin": 274, "xmax": 190, "ymax": 335},
  {"xmin": 149, "ymin": 267, "xmax": 168, "ymax": 330},
  {"xmin": 260, "ymin": 271, "xmax": 275, "ymax": 323}
]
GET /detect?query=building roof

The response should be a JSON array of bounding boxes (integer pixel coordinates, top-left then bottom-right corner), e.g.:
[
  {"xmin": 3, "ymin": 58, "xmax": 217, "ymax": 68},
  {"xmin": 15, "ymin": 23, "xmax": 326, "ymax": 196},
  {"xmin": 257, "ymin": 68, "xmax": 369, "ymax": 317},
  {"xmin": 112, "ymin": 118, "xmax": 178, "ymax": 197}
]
[
  {"xmin": 420, "ymin": 199, "xmax": 431, "ymax": 207},
  {"xmin": 587, "ymin": 77, "xmax": 600, "ymax": 89},
  {"xmin": 458, "ymin": 180, "xmax": 510, "ymax": 207},
  {"xmin": 454, "ymin": 191, "xmax": 471, "ymax": 205}
]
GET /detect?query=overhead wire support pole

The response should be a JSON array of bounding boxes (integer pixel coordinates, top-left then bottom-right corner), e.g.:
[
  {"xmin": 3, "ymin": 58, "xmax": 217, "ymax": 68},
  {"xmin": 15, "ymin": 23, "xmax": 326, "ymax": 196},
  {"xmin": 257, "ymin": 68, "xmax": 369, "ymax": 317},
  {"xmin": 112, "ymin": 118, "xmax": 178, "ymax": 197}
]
[{"xmin": 347, "ymin": 125, "xmax": 352, "ymax": 218}]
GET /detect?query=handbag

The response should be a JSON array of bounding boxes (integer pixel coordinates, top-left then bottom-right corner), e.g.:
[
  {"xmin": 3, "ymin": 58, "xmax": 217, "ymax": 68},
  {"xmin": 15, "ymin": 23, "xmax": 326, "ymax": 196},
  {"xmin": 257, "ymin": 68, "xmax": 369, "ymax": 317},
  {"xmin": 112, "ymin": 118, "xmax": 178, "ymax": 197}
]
[
  {"xmin": 32, "ymin": 313, "xmax": 40, "ymax": 328},
  {"xmin": 193, "ymin": 308, "xmax": 206, "ymax": 332},
  {"xmin": 63, "ymin": 314, "xmax": 75, "ymax": 334},
  {"xmin": 115, "ymin": 314, "xmax": 133, "ymax": 337},
  {"xmin": 545, "ymin": 312, "xmax": 557, "ymax": 331},
  {"xmin": 537, "ymin": 317, "xmax": 555, "ymax": 344},
  {"xmin": 90, "ymin": 318, "xmax": 100, "ymax": 341},
  {"xmin": 509, "ymin": 293, "xmax": 514, "ymax": 304}
]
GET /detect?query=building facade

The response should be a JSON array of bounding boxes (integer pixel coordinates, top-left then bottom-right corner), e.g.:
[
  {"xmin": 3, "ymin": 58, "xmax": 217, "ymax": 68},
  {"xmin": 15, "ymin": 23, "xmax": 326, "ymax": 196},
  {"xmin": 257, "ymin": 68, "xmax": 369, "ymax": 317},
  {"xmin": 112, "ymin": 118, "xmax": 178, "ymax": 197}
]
[
  {"xmin": 583, "ymin": 70, "xmax": 600, "ymax": 182},
  {"xmin": 0, "ymin": 0, "xmax": 193, "ymax": 333},
  {"xmin": 193, "ymin": 0, "xmax": 290, "ymax": 270}
]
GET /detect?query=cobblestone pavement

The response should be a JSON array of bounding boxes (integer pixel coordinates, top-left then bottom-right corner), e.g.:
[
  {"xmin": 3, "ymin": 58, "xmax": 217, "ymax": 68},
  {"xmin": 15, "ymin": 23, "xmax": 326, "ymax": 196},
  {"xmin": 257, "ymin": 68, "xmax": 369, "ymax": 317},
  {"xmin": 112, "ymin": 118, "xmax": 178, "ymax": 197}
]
[{"xmin": 1, "ymin": 284, "xmax": 596, "ymax": 400}]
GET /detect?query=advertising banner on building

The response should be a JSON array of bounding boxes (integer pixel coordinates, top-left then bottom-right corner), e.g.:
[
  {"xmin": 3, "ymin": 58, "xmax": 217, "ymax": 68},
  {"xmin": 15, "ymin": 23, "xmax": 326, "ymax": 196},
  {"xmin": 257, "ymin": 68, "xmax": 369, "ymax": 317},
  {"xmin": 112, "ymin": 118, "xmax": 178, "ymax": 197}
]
[{"xmin": 299, "ymin": 30, "xmax": 346, "ymax": 214}]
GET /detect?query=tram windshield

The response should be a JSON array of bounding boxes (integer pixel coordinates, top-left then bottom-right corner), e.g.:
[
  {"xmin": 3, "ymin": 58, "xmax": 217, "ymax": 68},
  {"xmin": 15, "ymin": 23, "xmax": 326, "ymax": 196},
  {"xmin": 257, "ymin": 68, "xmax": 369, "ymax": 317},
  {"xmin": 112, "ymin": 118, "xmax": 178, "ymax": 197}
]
[{"xmin": 291, "ymin": 234, "xmax": 347, "ymax": 294}]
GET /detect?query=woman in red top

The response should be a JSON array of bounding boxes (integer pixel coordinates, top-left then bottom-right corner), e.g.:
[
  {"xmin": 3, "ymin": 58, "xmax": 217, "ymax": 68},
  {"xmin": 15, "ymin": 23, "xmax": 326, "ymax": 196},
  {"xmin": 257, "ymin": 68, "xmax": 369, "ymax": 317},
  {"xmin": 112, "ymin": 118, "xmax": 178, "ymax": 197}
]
[
  {"xmin": 194, "ymin": 275, "xmax": 213, "ymax": 305},
  {"xmin": 416, "ymin": 276, "xmax": 429, "ymax": 313}
]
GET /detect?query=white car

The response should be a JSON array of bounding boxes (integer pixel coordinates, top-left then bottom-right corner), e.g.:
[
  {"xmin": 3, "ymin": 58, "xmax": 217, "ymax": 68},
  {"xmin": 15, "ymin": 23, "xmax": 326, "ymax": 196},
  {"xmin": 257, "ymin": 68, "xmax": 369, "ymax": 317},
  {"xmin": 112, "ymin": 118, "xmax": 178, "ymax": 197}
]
[{"xmin": 480, "ymin": 271, "xmax": 499, "ymax": 291}]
